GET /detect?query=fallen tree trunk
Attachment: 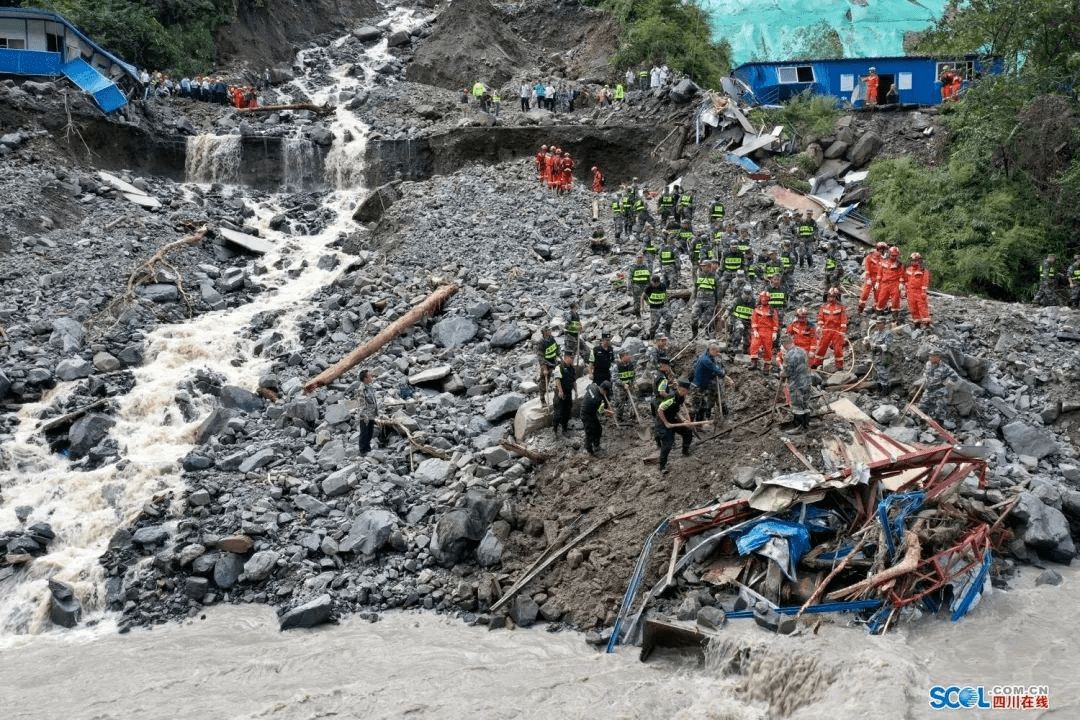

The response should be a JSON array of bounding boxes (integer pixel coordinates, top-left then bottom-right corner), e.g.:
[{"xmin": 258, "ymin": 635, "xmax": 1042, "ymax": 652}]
[
  {"xmin": 304, "ymin": 283, "xmax": 459, "ymax": 392},
  {"xmin": 237, "ymin": 102, "xmax": 333, "ymax": 115},
  {"xmin": 826, "ymin": 530, "xmax": 921, "ymax": 601},
  {"xmin": 500, "ymin": 439, "xmax": 548, "ymax": 463}
]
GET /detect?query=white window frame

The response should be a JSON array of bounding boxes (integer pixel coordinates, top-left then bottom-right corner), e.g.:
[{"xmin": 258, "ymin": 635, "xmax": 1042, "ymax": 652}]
[{"xmin": 778, "ymin": 65, "xmax": 816, "ymax": 84}]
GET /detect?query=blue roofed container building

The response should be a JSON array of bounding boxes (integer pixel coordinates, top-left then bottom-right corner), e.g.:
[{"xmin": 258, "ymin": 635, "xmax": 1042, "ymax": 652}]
[
  {"xmin": 0, "ymin": 6, "xmax": 142, "ymax": 113},
  {"xmin": 731, "ymin": 55, "xmax": 1004, "ymax": 108}
]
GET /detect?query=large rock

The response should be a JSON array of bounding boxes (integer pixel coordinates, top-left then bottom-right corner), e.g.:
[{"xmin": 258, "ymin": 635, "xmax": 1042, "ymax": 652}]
[
  {"xmin": 432, "ymin": 316, "xmax": 479, "ymax": 348},
  {"xmin": 1014, "ymin": 492, "xmax": 1076, "ymax": 562},
  {"xmin": 352, "ymin": 25, "xmax": 382, "ymax": 42},
  {"xmin": 1002, "ymin": 422, "xmax": 1060, "ymax": 460},
  {"xmin": 485, "ymin": 393, "xmax": 526, "ymax": 423},
  {"xmin": 213, "ymin": 553, "xmax": 245, "ymax": 589},
  {"xmin": 415, "ymin": 457, "xmax": 453, "ymax": 485},
  {"xmin": 68, "ymin": 413, "xmax": 114, "ymax": 458},
  {"xmin": 55, "ymin": 358, "xmax": 93, "ymax": 381},
  {"xmin": 137, "ymin": 284, "xmax": 179, "ymax": 303},
  {"xmin": 490, "ymin": 324, "xmax": 529, "ymax": 348},
  {"xmin": 132, "ymin": 525, "xmax": 168, "ymax": 546},
  {"xmin": 408, "ymin": 365, "xmax": 452, "ymax": 385},
  {"xmin": 48, "ymin": 579, "xmax": 81, "ymax": 628},
  {"xmin": 279, "ymin": 593, "xmax": 333, "ymax": 630},
  {"xmin": 0, "ymin": 369, "xmax": 10, "ymax": 399},
  {"xmin": 341, "ymin": 508, "xmax": 399, "ymax": 556},
  {"xmin": 352, "ymin": 181, "xmax": 402, "ymax": 223},
  {"xmin": 194, "ymin": 407, "xmax": 233, "ymax": 444},
  {"xmin": 49, "ymin": 317, "xmax": 85, "ymax": 353},
  {"xmin": 238, "ymin": 447, "xmax": 277, "ymax": 473},
  {"xmin": 429, "ymin": 489, "xmax": 502, "ymax": 567},
  {"xmin": 283, "ymin": 398, "xmax": 319, "ymax": 424},
  {"xmin": 476, "ymin": 528, "xmax": 504, "ymax": 567},
  {"xmin": 220, "ymin": 385, "xmax": 265, "ymax": 412},
  {"xmin": 846, "ymin": 132, "xmax": 883, "ymax": 169},
  {"xmin": 513, "ymin": 397, "xmax": 552, "ymax": 440},
  {"xmin": 669, "ymin": 78, "xmax": 701, "ymax": 103},
  {"xmin": 242, "ymin": 550, "xmax": 279, "ymax": 582},
  {"xmin": 510, "ymin": 595, "xmax": 540, "ymax": 627}
]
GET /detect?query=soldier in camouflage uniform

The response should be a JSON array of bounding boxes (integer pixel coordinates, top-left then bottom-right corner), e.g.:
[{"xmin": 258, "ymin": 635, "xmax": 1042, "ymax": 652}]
[
  {"xmin": 1033, "ymin": 254, "xmax": 1062, "ymax": 306},
  {"xmin": 822, "ymin": 239, "xmax": 844, "ymax": 302},
  {"xmin": 919, "ymin": 347, "xmax": 958, "ymax": 420},
  {"xmin": 780, "ymin": 335, "xmax": 811, "ymax": 430},
  {"xmin": 628, "ymin": 253, "xmax": 652, "ymax": 317},
  {"xmin": 863, "ymin": 317, "xmax": 893, "ymax": 395},
  {"xmin": 612, "ymin": 349, "xmax": 637, "ymax": 423},
  {"xmin": 691, "ymin": 258, "xmax": 722, "ymax": 337}
]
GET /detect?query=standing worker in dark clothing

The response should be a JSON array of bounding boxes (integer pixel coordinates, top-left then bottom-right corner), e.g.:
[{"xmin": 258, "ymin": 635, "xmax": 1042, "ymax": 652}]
[
  {"xmin": 589, "ymin": 334, "xmax": 615, "ymax": 385},
  {"xmin": 656, "ymin": 380, "xmax": 694, "ymax": 473},
  {"xmin": 1034, "ymin": 254, "xmax": 1063, "ymax": 306},
  {"xmin": 645, "ymin": 273, "xmax": 673, "ymax": 339},
  {"xmin": 580, "ymin": 380, "xmax": 613, "ymax": 454},
  {"xmin": 537, "ymin": 326, "xmax": 560, "ymax": 405},
  {"xmin": 552, "ymin": 352, "xmax": 577, "ymax": 434},
  {"xmin": 357, "ymin": 369, "xmax": 380, "ymax": 455},
  {"xmin": 628, "ymin": 253, "xmax": 652, "ymax": 316},
  {"xmin": 690, "ymin": 343, "xmax": 728, "ymax": 421},
  {"xmin": 613, "ymin": 349, "xmax": 637, "ymax": 423},
  {"xmin": 657, "ymin": 187, "xmax": 677, "ymax": 226},
  {"xmin": 565, "ymin": 302, "xmax": 587, "ymax": 362},
  {"xmin": 796, "ymin": 211, "xmax": 817, "ymax": 268}
]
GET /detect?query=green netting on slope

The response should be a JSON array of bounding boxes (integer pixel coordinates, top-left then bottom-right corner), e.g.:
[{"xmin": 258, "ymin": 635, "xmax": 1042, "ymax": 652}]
[{"xmin": 703, "ymin": 0, "xmax": 951, "ymax": 64}]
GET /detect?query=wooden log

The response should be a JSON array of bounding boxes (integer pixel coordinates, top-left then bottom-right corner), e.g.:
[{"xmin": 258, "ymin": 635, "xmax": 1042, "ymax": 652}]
[
  {"xmin": 39, "ymin": 398, "xmax": 109, "ymax": 434},
  {"xmin": 500, "ymin": 439, "xmax": 549, "ymax": 463},
  {"xmin": 304, "ymin": 284, "xmax": 459, "ymax": 392},
  {"xmin": 826, "ymin": 530, "xmax": 921, "ymax": 601},
  {"xmin": 237, "ymin": 102, "xmax": 333, "ymax": 115}
]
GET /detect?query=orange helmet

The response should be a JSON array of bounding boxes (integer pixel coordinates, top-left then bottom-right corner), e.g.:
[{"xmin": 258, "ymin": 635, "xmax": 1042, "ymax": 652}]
[
  {"xmin": 591, "ymin": 166, "xmax": 597, "ymax": 171},
  {"xmin": 541, "ymin": 144, "xmax": 547, "ymax": 150},
  {"xmin": 889, "ymin": 246, "xmax": 900, "ymax": 257},
  {"xmin": 910, "ymin": 251, "xmax": 922, "ymax": 262},
  {"xmin": 827, "ymin": 287, "xmax": 840, "ymax": 298},
  {"xmin": 758, "ymin": 291, "xmax": 771, "ymax": 305},
  {"xmin": 554, "ymin": 148, "xmax": 562, "ymax": 155},
  {"xmin": 796, "ymin": 307, "xmax": 808, "ymax": 318}
]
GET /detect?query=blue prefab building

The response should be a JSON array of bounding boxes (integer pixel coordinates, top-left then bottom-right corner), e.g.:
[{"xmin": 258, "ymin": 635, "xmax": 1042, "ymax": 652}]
[
  {"xmin": 731, "ymin": 55, "xmax": 1004, "ymax": 107},
  {"xmin": 0, "ymin": 7, "xmax": 141, "ymax": 113}
]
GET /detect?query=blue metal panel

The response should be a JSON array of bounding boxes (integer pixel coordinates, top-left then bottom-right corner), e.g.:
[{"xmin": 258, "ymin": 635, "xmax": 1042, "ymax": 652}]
[
  {"xmin": 61, "ymin": 58, "xmax": 126, "ymax": 112},
  {"xmin": 0, "ymin": 48, "xmax": 62, "ymax": 75}
]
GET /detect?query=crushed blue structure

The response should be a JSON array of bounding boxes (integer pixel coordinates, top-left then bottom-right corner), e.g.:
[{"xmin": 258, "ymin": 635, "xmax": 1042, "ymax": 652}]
[
  {"xmin": 0, "ymin": 7, "xmax": 141, "ymax": 112},
  {"xmin": 731, "ymin": 55, "xmax": 1004, "ymax": 107}
]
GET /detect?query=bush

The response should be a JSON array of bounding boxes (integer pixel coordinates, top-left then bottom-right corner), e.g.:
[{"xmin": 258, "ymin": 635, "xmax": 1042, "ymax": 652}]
[{"xmin": 749, "ymin": 90, "xmax": 842, "ymax": 142}]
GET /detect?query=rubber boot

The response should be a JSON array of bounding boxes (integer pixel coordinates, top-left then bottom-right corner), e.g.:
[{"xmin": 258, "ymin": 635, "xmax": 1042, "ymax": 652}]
[
  {"xmin": 800, "ymin": 413, "xmax": 810, "ymax": 430},
  {"xmin": 690, "ymin": 320, "xmax": 698, "ymax": 337}
]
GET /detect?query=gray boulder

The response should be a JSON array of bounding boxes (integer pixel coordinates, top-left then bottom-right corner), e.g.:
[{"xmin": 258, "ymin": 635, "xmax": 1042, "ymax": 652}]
[
  {"xmin": 490, "ymin": 324, "xmax": 529, "ymax": 348},
  {"xmin": 48, "ymin": 579, "xmax": 81, "ymax": 628},
  {"xmin": 485, "ymin": 393, "xmax": 526, "ymax": 423},
  {"xmin": 194, "ymin": 407, "xmax": 233, "ymax": 444},
  {"xmin": 0, "ymin": 369, "xmax": 10, "ymax": 398},
  {"xmin": 49, "ymin": 317, "xmax": 85, "ymax": 353},
  {"xmin": 238, "ymin": 447, "xmax": 277, "ymax": 473},
  {"xmin": 220, "ymin": 385, "xmax": 265, "ymax": 412},
  {"xmin": 279, "ymin": 593, "xmax": 333, "ymax": 630},
  {"xmin": 284, "ymin": 398, "xmax": 320, "ymax": 424},
  {"xmin": 510, "ymin": 595, "xmax": 540, "ymax": 627},
  {"xmin": 132, "ymin": 525, "xmax": 168, "ymax": 546},
  {"xmin": 68, "ymin": 413, "xmax": 114, "ymax": 458},
  {"xmin": 242, "ymin": 550, "xmax": 279, "ymax": 582},
  {"xmin": 341, "ymin": 508, "xmax": 399, "ymax": 556},
  {"xmin": 352, "ymin": 25, "xmax": 382, "ymax": 42},
  {"xmin": 321, "ymin": 466, "xmax": 356, "ymax": 497},
  {"xmin": 668, "ymin": 78, "xmax": 701, "ymax": 103},
  {"xmin": 415, "ymin": 457, "xmax": 453, "ymax": 485},
  {"xmin": 476, "ymin": 528, "xmax": 504, "ymax": 567},
  {"xmin": 1002, "ymin": 421, "xmax": 1060, "ymax": 460},
  {"xmin": 846, "ymin": 132, "xmax": 883, "ymax": 169},
  {"xmin": 137, "ymin": 283, "xmax": 179, "ymax": 303},
  {"xmin": 55, "ymin": 358, "xmax": 93, "ymax": 381},
  {"xmin": 429, "ymin": 489, "xmax": 502, "ymax": 566},
  {"xmin": 432, "ymin": 316, "xmax": 479, "ymax": 349},
  {"xmin": 292, "ymin": 493, "xmax": 330, "ymax": 517},
  {"xmin": 697, "ymin": 606, "xmax": 727, "ymax": 630},
  {"xmin": 408, "ymin": 365, "xmax": 452, "ymax": 385},
  {"xmin": 214, "ymin": 553, "xmax": 245, "ymax": 589},
  {"xmin": 1014, "ymin": 492, "xmax": 1075, "ymax": 562},
  {"xmin": 93, "ymin": 352, "xmax": 121, "ymax": 372}
]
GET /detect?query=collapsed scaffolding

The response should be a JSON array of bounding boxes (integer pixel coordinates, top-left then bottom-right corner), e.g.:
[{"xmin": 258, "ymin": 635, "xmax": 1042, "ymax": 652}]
[{"xmin": 607, "ymin": 397, "xmax": 1017, "ymax": 656}]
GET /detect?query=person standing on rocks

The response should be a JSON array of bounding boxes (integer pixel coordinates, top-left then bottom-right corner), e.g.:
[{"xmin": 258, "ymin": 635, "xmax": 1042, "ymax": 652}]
[
  {"xmin": 613, "ymin": 350, "xmax": 637, "ymax": 423},
  {"xmin": 657, "ymin": 187, "xmax": 677, "ymax": 226},
  {"xmin": 796, "ymin": 211, "xmax": 817, "ymax": 268},
  {"xmin": 591, "ymin": 165, "xmax": 604, "ymax": 193},
  {"xmin": 552, "ymin": 352, "xmax": 577, "ymax": 434},
  {"xmin": 1068, "ymin": 253, "xmax": 1080, "ymax": 308},
  {"xmin": 904, "ymin": 251, "xmax": 932, "ymax": 326},
  {"xmin": 628, "ymin": 253, "xmax": 651, "ymax": 316},
  {"xmin": 864, "ymin": 317, "xmax": 894, "ymax": 395},
  {"xmin": 728, "ymin": 285, "xmax": 755, "ymax": 355},
  {"xmin": 520, "ymin": 81, "xmax": 531, "ymax": 112},
  {"xmin": 645, "ymin": 273, "xmax": 673, "ymax": 340},
  {"xmin": 779, "ymin": 335, "xmax": 812, "ymax": 431},
  {"xmin": 691, "ymin": 258, "xmax": 721, "ymax": 338},
  {"xmin": 537, "ymin": 326, "xmax": 560, "ymax": 405},
  {"xmin": 822, "ymin": 240, "xmax": 844, "ymax": 302},
  {"xmin": 785, "ymin": 307, "xmax": 816, "ymax": 355},
  {"xmin": 813, "ymin": 287, "xmax": 849, "ymax": 370},
  {"xmin": 645, "ymin": 335, "xmax": 670, "ymax": 377},
  {"xmin": 357, "ymin": 369, "xmax": 380, "ymax": 455},
  {"xmin": 749, "ymin": 290, "xmax": 780, "ymax": 372},
  {"xmin": 580, "ymin": 380, "xmax": 613, "ymax": 454},
  {"xmin": 875, "ymin": 246, "xmax": 905, "ymax": 321},
  {"xmin": 565, "ymin": 302, "xmax": 586, "ymax": 362},
  {"xmin": 1034, "ymin": 254, "xmax": 1063, "ymax": 306},
  {"xmin": 658, "ymin": 234, "xmax": 681, "ymax": 289},
  {"xmin": 690, "ymin": 343, "xmax": 727, "ymax": 421},
  {"xmin": 589, "ymin": 333, "xmax": 615, "ymax": 385},
  {"xmin": 610, "ymin": 192, "xmax": 627, "ymax": 241},
  {"xmin": 656, "ymin": 380, "xmax": 694, "ymax": 473},
  {"xmin": 858, "ymin": 242, "xmax": 888, "ymax": 314}
]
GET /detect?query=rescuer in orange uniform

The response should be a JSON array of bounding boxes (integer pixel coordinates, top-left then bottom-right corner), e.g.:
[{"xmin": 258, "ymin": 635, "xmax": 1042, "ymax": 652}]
[
  {"xmin": 858, "ymin": 242, "xmax": 888, "ymax": 314},
  {"xmin": 591, "ymin": 165, "xmax": 604, "ymax": 193},
  {"xmin": 785, "ymin": 307, "xmax": 816, "ymax": 355},
  {"xmin": 875, "ymin": 246, "xmax": 905, "ymax": 319},
  {"xmin": 813, "ymin": 287, "xmax": 849, "ymax": 370},
  {"xmin": 749, "ymin": 291, "xmax": 780, "ymax": 372},
  {"xmin": 904, "ymin": 251, "xmax": 932, "ymax": 326},
  {"xmin": 863, "ymin": 67, "xmax": 879, "ymax": 106}
]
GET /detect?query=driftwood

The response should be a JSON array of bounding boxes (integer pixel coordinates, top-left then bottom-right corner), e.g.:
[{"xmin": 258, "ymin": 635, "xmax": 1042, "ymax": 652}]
[
  {"xmin": 826, "ymin": 530, "xmax": 922, "ymax": 601},
  {"xmin": 501, "ymin": 439, "xmax": 549, "ymax": 463},
  {"xmin": 39, "ymin": 398, "xmax": 109, "ymax": 434},
  {"xmin": 376, "ymin": 418, "xmax": 451, "ymax": 460},
  {"xmin": 795, "ymin": 533, "xmax": 870, "ymax": 620},
  {"xmin": 304, "ymin": 283, "xmax": 459, "ymax": 392},
  {"xmin": 237, "ymin": 102, "xmax": 333, "ymax": 115}
]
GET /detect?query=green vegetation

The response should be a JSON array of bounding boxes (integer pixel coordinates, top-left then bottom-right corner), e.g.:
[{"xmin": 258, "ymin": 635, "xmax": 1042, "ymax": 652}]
[
  {"xmin": 28, "ymin": 0, "xmax": 238, "ymax": 74},
  {"xmin": 864, "ymin": 0, "xmax": 1080, "ymax": 299},
  {"xmin": 749, "ymin": 90, "xmax": 843, "ymax": 141},
  {"xmin": 782, "ymin": 20, "xmax": 844, "ymax": 61},
  {"xmin": 588, "ymin": 0, "xmax": 731, "ymax": 89}
]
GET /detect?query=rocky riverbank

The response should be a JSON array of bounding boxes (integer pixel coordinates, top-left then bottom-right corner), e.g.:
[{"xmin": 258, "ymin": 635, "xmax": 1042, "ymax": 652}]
[{"xmin": 2, "ymin": 1, "xmax": 1079, "ymax": 640}]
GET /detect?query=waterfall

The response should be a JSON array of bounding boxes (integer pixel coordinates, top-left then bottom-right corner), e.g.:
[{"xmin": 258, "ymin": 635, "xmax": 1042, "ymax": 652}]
[
  {"xmin": 185, "ymin": 134, "xmax": 242, "ymax": 184},
  {"xmin": 283, "ymin": 134, "xmax": 320, "ymax": 191}
]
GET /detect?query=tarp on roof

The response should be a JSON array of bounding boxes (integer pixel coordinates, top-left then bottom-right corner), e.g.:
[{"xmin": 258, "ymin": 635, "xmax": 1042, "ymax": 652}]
[{"xmin": 702, "ymin": 0, "xmax": 951, "ymax": 65}]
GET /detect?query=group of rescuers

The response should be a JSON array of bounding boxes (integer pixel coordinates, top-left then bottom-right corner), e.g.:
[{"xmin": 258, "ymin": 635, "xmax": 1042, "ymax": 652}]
[{"xmin": 528, "ymin": 183, "xmax": 951, "ymax": 472}]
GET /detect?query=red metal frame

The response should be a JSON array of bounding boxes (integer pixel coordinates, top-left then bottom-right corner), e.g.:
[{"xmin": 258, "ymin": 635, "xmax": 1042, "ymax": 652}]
[{"xmin": 887, "ymin": 524, "xmax": 993, "ymax": 607}]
